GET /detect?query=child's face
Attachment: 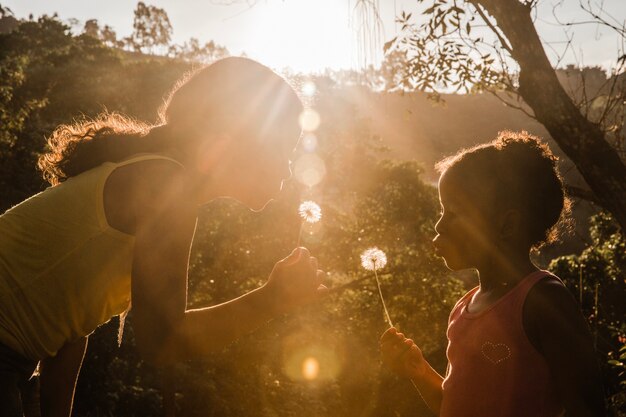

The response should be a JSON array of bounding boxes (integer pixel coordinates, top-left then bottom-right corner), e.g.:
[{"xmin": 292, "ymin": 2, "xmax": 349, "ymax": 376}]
[{"xmin": 433, "ymin": 171, "xmax": 499, "ymax": 271}]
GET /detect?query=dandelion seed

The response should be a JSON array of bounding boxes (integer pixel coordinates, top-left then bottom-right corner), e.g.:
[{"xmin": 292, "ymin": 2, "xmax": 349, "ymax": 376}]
[
  {"xmin": 299, "ymin": 201, "xmax": 322, "ymax": 224},
  {"xmin": 360, "ymin": 247, "xmax": 387, "ymax": 271},
  {"xmin": 360, "ymin": 247, "xmax": 392, "ymax": 327}
]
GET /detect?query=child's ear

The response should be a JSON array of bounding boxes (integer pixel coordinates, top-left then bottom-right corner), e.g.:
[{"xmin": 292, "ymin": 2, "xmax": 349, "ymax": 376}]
[{"xmin": 498, "ymin": 209, "xmax": 523, "ymax": 241}]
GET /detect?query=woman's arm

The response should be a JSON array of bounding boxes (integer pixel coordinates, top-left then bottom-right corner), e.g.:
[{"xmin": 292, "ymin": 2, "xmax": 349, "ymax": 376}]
[
  {"xmin": 127, "ymin": 162, "xmax": 325, "ymax": 365},
  {"xmin": 39, "ymin": 336, "xmax": 88, "ymax": 417},
  {"xmin": 524, "ymin": 279, "xmax": 606, "ymax": 417}
]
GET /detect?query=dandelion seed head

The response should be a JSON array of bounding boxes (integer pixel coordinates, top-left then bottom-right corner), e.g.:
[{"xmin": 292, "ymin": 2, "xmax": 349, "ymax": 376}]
[
  {"xmin": 299, "ymin": 201, "xmax": 322, "ymax": 223},
  {"xmin": 360, "ymin": 247, "xmax": 387, "ymax": 271}
]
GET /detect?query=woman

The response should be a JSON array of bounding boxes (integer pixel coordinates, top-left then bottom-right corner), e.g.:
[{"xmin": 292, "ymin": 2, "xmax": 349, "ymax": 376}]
[{"xmin": 0, "ymin": 57, "xmax": 326, "ymax": 416}]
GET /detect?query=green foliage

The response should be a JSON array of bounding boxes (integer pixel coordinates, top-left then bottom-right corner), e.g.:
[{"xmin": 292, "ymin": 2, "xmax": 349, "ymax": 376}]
[
  {"xmin": 608, "ymin": 344, "xmax": 626, "ymax": 414},
  {"xmin": 83, "ymin": 19, "xmax": 122, "ymax": 48},
  {"xmin": 549, "ymin": 213, "xmax": 626, "ymax": 414},
  {"xmin": 128, "ymin": 2, "xmax": 173, "ymax": 55},
  {"xmin": 385, "ymin": 1, "xmax": 510, "ymax": 100},
  {"xmin": 169, "ymin": 38, "xmax": 230, "ymax": 64}
]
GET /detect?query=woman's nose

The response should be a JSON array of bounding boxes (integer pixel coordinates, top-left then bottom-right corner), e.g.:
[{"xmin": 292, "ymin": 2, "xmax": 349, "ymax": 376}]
[{"xmin": 283, "ymin": 160, "xmax": 293, "ymax": 180}]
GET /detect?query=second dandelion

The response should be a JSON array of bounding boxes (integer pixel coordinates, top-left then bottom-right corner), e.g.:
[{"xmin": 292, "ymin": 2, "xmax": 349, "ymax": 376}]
[{"xmin": 360, "ymin": 247, "xmax": 393, "ymax": 327}]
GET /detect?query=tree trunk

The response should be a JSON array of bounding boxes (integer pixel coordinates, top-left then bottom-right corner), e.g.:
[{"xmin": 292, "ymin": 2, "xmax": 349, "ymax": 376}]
[{"xmin": 472, "ymin": 0, "xmax": 626, "ymax": 233}]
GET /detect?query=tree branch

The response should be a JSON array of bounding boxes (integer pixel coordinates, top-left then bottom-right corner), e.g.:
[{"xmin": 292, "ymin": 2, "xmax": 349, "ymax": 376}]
[{"xmin": 471, "ymin": 2, "xmax": 513, "ymax": 53}]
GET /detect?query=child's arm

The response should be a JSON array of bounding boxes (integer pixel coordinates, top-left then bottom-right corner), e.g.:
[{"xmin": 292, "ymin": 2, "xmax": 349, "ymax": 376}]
[
  {"xmin": 39, "ymin": 336, "xmax": 88, "ymax": 417},
  {"xmin": 524, "ymin": 279, "xmax": 606, "ymax": 417},
  {"xmin": 380, "ymin": 328, "xmax": 444, "ymax": 415}
]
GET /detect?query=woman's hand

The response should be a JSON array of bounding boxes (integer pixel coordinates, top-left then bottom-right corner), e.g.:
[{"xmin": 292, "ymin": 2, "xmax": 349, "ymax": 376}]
[
  {"xmin": 264, "ymin": 247, "xmax": 327, "ymax": 315},
  {"xmin": 380, "ymin": 327, "xmax": 426, "ymax": 380}
]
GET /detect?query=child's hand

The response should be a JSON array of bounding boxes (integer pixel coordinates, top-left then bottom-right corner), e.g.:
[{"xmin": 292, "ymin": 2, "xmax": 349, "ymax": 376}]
[{"xmin": 380, "ymin": 327, "xmax": 426, "ymax": 380}]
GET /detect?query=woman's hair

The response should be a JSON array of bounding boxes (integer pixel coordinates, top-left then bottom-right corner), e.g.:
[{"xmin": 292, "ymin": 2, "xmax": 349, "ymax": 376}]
[
  {"xmin": 435, "ymin": 131, "xmax": 572, "ymax": 248},
  {"xmin": 38, "ymin": 113, "xmax": 154, "ymax": 185},
  {"xmin": 38, "ymin": 57, "xmax": 303, "ymax": 185}
]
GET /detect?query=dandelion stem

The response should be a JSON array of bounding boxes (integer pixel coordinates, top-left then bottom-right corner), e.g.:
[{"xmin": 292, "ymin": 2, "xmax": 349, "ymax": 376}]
[
  {"xmin": 410, "ymin": 379, "xmax": 425, "ymax": 399},
  {"xmin": 373, "ymin": 266, "xmax": 393, "ymax": 327},
  {"xmin": 296, "ymin": 222, "xmax": 304, "ymax": 247}
]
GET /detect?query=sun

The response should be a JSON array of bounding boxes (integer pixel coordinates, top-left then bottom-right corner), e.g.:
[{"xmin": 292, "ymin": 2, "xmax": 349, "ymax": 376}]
[{"xmin": 242, "ymin": 0, "xmax": 353, "ymax": 73}]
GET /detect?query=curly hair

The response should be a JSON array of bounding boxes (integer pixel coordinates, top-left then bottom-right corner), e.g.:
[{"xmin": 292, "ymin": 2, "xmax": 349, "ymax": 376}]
[
  {"xmin": 436, "ymin": 130, "xmax": 572, "ymax": 248},
  {"xmin": 38, "ymin": 112, "xmax": 155, "ymax": 185}
]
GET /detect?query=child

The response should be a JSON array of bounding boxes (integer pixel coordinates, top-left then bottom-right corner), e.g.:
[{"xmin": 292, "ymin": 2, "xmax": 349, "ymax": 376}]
[
  {"xmin": 380, "ymin": 132, "xmax": 605, "ymax": 417},
  {"xmin": 0, "ymin": 57, "xmax": 326, "ymax": 416}
]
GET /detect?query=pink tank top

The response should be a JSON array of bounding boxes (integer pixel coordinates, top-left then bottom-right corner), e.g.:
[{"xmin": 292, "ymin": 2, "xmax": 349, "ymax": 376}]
[{"xmin": 440, "ymin": 270, "xmax": 565, "ymax": 417}]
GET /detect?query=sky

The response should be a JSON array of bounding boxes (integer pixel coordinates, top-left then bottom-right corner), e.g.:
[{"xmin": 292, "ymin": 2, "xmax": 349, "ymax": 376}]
[{"xmin": 5, "ymin": 0, "xmax": 625, "ymax": 73}]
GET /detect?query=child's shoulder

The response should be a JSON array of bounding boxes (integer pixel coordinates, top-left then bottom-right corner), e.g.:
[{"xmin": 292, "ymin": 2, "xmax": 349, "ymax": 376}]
[
  {"xmin": 521, "ymin": 272, "xmax": 604, "ymax": 415},
  {"xmin": 524, "ymin": 272, "xmax": 573, "ymax": 317},
  {"xmin": 523, "ymin": 272, "xmax": 587, "ymax": 352},
  {"xmin": 448, "ymin": 286, "xmax": 479, "ymax": 321}
]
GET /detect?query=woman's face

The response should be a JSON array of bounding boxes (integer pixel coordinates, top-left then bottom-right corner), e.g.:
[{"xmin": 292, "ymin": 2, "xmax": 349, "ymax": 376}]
[
  {"xmin": 193, "ymin": 126, "xmax": 299, "ymax": 211},
  {"xmin": 232, "ymin": 140, "xmax": 296, "ymax": 211},
  {"xmin": 432, "ymin": 172, "xmax": 499, "ymax": 271}
]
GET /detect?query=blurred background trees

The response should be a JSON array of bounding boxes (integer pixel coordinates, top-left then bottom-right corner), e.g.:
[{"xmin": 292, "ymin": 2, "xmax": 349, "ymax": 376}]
[{"xmin": 0, "ymin": 2, "xmax": 624, "ymax": 416}]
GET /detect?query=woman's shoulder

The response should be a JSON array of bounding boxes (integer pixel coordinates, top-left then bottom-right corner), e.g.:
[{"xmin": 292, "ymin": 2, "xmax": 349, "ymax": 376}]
[{"xmin": 103, "ymin": 154, "xmax": 191, "ymax": 235}]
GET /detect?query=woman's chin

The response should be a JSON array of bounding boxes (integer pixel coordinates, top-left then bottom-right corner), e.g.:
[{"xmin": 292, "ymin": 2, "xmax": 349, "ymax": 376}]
[
  {"xmin": 442, "ymin": 259, "xmax": 459, "ymax": 271},
  {"xmin": 249, "ymin": 197, "xmax": 274, "ymax": 212}
]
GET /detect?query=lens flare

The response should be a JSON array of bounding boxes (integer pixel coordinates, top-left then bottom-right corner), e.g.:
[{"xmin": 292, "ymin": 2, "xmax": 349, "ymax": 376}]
[
  {"xmin": 302, "ymin": 357, "xmax": 320, "ymax": 380},
  {"xmin": 301, "ymin": 133, "xmax": 318, "ymax": 152},
  {"xmin": 301, "ymin": 81, "xmax": 316, "ymax": 97},
  {"xmin": 299, "ymin": 109, "xmax": 321, "ymax": 132},
  {"xmin": 294, "ymin": 154, "xmax": 326, "ymax": 187},
  {"xmin": 282, "ymin": 341, "xmax": 343, "ymax": 382}
]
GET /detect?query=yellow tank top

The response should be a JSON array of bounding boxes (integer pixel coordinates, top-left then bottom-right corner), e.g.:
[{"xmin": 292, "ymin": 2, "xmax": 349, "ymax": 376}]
[{"xmin": 0, "ymin": 154, "xmax": 183, "ymax": 360}]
